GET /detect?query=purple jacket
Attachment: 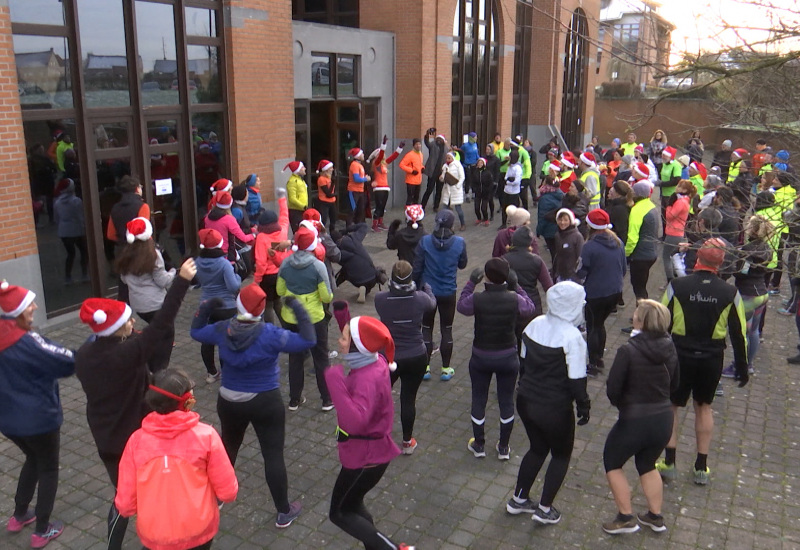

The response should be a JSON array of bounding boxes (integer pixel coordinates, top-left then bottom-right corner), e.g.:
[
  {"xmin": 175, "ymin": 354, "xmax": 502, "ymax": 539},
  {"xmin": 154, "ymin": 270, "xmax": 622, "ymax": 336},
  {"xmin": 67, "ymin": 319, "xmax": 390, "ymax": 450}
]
[
  {"xmin": 324, "ymin": 355, "xmax": 401, "ymax": 469},
  {"xmin": 492, "ymin": 226, "xmax": 539, "ymax": 257}
]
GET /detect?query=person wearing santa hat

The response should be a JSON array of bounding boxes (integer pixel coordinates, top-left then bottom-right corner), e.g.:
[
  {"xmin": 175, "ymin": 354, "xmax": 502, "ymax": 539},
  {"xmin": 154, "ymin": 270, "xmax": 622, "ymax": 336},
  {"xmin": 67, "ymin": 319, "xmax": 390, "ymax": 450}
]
[
  {"xmin": 457, "ymin": 258, "xmax": 535, "ymax": 460},
  {"xmin": 190, "ymin": 284, "xmax": 317, "ymax": 529},
  {"xmin": 553, "ymin": 208, "xmax": 584, "ymax": 283},
  {"xmin": 578, "ymin": 151, "xmax": 602, "ymax": 211},
  {"xmin": 368, "ymin": 136, "xmax": 405, "ymax": 232},
  {"xmin": 314, "ymin": 159, "xmax": 338, "ymax": 229},
  {"xmin": 106, "ymin": 176, "xmax": 150, "ymax": 303},
  {"xmin": 195, "ymin": 228, "xmax": 242, "ymax": 383},
  {"xmin": 536, "ymin": 174, "xmax": 566, "ymax": 263},
  {"xmin": 53, "ymin": 177, "xmax": 88, "ymax": 285},
  {"xmin": 253, "ymin": 188, "xmax": 291, "ymax": 323},
  {"xmin": 203, "ymin": 190, "xmax": 256, "ymax": 255},
  {"xmin": 324, "ymin": 316, "xmax": 415, "ymax": 550},
  {"xmin": 346, "ymin": 148, "xmax": 371, "ymax": 227},
  {"xmin": 421, "ymin": 130, "xmax": 447, "ymax": 211},
  {"xmin": 75, "ymin": 258, "xmax": 196, "ymax": 550},
  {"xmin": 301, "ymin": 210, "xmax": 342, "ymax": 294},
  {"xmin": 688, "ymin": 161, "xmax": 707, "ymax": 200},
  {"xmin": 0, "ymin": 281, "xmax": 74, "ymax": 547},
  {"xmin": 578, "ymin": 209, "xmax": 626, "ymax": 376},
  {"xmin": 207, "ymin": 178, "xmax": 233, "ymax": 211},
  {"xmin": 374, "ymin": 261, "xmax": 436, "ymax": 455},
  {"xmin": 387, "ymin": 204, "xmax": 427, "ymax": 264},
  {"xmin": 727, "ymin": 148, "xmax": 748, "ymax": 184},
  {"xmin": 277, "ymin": 226, "xmax": 334, "ymax": 410},
  {"xmin": 558, "ymin": 152, "xmax": 578, "ymax": 194},
  {"xmin": 283, "ymin": 162, "xmax": 308, "ymax": 233}
]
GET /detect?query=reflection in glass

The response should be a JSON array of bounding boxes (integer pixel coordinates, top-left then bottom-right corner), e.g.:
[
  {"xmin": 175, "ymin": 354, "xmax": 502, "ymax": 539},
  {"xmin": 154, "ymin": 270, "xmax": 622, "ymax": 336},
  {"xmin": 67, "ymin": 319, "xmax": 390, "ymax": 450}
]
[
  {"xmin": 13, "ymin": 35, "xmax": 73, "ymax": 109},
  {"xmin": 185, "ymin": 7, "xmax": 216, "ymax": 37},
  {"xmin": 96, "ymin": 157, "xmax": 132, "ymax": 295},
  {"xmin": 150, "ymin": 150, "xmax": 185, "ymax": 258},
  {"xmin": 192, "ymin": 112, "xmax": 225, "ymax": 217},
  {"xmin": 136, "ymin": 1, "xmax": 179, "ymax": 106},
  {"xmin": 187, "ymin": 45, "xmax": 221, "ymax": 104},
  {"xmin": 78, "ymin": 0, "xmax": 129, "ymax": 107},
  {"xmin": 311, "ymin": 54, "xmax": 331, "ymax": 97},
  {"xmin": 9, "ymin": 0, "xmax": 65, "ymax": 26},
  {"xmin": 338, "ymin": 105, "xmax": 359, "ymax": 123},
  {"xmin": 337, "ymin": 55, "xmax": 355, "ymax": 96},
  {"xmin": 93, "ymin": 122, "xmax": 129, "ymax": 149},
  {"xmin": 147, "ymin": 120, "xmax": 179, "ymax": 144}
]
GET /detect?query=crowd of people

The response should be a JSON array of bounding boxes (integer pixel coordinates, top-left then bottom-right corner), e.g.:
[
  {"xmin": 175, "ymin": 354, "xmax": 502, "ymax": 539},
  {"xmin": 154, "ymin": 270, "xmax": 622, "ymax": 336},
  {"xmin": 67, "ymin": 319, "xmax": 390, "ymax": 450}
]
[{"xmin": 2, "ymin": 125, "xmax": 799, "ymax": 549}]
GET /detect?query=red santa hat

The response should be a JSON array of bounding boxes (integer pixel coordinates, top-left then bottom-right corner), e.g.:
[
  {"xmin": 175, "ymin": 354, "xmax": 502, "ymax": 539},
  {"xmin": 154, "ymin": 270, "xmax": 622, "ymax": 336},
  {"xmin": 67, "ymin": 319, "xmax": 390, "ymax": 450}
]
[
  {"xmin": 198, "ymin": 228, "xmax": 223, "ymax": 249},
  {"xmin": 436, "ymin": 134, "xmax": 447, "ymax": 142},
  {"xmin": 283, "ymin": 161, "xmax": 304, "ymax": 175},
  {"xmin": 579, "ymin": 151, "xmax": 596, "ymax": 167},
  {"xmin": 560, "ymin": 152, "xmax": 576, "ymax": 169},
  {"xmin": 210, "ymin": 178, "xmax": 233, "ymax": 195},
  {"xmin": 316, "ymin": 159, "xmax": 333, "ymax": 173},
  {"xmin": 349, "ymin": 316, "xmax": 396, "ymax": 371},
  {"xmin": 348, "ymin": 148, "xmax": 364, "ymax": 160},
  {"xmin": 126, "ymin": 217, "xmax": 153, "ymax": 244},
  {"xmin": 405, "ymin": 204, "xmax": 424, "ymax": 229},
  {"xmin": 0, "ymin": 280, "xmax": 36, "ymax": 318},
  {"xmin": 292, "ymin": 226, "xmax": 318, "ymax": 252},
  {"xmin": 303, "ymin": 208, "xmax": 322, "ymax": 223},
  {"xmin": 236, "ymin": 284, "xmax": 267, "ymax": 321},
  {"xmin": 548, "ymin": 159, "xmax": 562, "ymax": 173},
  {"xmin": 215, "ymin": 191, "xmax": 233, "ymax": 209},
  {"xmin": 634, "ymin": 144, "xmax": 644, "ymax": 153},
  {"xmin": 690, "ymin": 161, "xmax": 707, "ymax": 180},
  {"xmin": 586, "ymin": 209, "xmax": 612, "ymax": 230},
  {"xmin": 79, "ymin": 298, "xmax": 132, "ymax": 336},
  {"xmin": 662, "ymin": 146, "xmax": 677, "ymax": 159},
  {"xmin": 731, "ymin": 148, "xmax": 748, "ymax": 159},
  {"xmin": 632, "ymin": 162, "xmax": 650, "ymax": 180}
]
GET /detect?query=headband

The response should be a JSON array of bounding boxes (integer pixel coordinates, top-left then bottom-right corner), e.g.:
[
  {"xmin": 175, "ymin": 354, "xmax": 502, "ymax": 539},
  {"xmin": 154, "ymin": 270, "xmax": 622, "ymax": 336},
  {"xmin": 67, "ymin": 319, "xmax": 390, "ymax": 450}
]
[{"xmin": 148, "ymin": 385, "xmax": 195, "ymax": 409}]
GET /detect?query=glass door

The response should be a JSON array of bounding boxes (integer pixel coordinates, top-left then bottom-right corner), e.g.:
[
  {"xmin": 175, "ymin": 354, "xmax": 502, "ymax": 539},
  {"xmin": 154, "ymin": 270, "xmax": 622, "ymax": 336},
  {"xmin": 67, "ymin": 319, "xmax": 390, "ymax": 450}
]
[{"xmin": 335, "ymin": 101, "xmax": 361, "ymax": 217}]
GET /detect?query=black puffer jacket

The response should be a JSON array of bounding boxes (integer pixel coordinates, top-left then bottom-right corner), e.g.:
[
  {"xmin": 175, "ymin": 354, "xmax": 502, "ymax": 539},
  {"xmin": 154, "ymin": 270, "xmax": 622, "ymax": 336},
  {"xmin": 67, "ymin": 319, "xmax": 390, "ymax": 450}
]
[
  {"xmin": 606, "ymin": 331, "xmax": 679, "ymax": 419},
  {"xmin": 338, "ymin": 223, "xmax": 378, "ymax": 286},
  {"xmin": 386, "ymin": 221, "xmax": 426, "ymax": 264}
]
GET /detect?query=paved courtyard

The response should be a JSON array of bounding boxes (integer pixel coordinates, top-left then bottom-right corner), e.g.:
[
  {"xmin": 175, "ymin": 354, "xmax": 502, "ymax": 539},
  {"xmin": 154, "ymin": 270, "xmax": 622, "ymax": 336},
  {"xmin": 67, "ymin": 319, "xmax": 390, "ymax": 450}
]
[{"xmin": 2, "ymin": 203, "xmax": 800, "ymax": 550}]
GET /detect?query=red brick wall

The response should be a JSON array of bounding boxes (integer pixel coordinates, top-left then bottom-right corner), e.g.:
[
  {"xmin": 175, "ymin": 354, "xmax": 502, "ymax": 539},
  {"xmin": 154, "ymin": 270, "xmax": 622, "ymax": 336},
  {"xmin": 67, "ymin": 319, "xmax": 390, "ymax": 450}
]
[
  {"xmin": 0, "ymin": 5, "xmax": 37, "ymax": 262},
  {"xmin": 225, "ymin": 1, "xmax": 295, "ymax": 199}
]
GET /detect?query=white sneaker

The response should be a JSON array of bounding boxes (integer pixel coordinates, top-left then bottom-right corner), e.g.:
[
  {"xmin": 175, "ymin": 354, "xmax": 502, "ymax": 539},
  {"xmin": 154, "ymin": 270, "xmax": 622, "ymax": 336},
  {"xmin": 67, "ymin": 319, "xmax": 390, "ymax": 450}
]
[
  {"xmin": 205, "ymin": 372, "xmax": 220, "ymax": 384},
  {"xmin": 357, "ymin": 286, "xmax": 367, "ymax": 303}
]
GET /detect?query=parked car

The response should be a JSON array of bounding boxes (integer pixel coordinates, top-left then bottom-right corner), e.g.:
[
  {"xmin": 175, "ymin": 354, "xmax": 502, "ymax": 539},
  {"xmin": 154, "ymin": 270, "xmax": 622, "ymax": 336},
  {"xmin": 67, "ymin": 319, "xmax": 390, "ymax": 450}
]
[
  {"xmin": 142, "ymin": 81, "xmax": 160, "ymax": 91},
  {"xmin": 660, "ymin": 76, "xmax": 693, "ymax": 89}
]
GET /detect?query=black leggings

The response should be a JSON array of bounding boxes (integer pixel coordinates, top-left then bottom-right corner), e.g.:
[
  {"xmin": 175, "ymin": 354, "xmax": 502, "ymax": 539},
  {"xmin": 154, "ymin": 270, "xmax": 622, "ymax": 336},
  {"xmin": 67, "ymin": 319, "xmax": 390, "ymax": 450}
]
[
  {"xmin": 61, "ymin": 236, "xmax": 88, "ymax": 278},
  {"xmin": 514, "ymin": 395, "xmax": 575, "ymax": 507},
  {"xmin": 137, "ymin": 310, "xmax": 174, "ymax": 373},
  {"xmin": 585, "ymin": 293, "xmax": 622, "ymax": 366},
  {"xmin": 289, "ymin": 209, "xmax": 304, "ymax": 235},
  {"xmin": 629, "ymin": 258, "xmax": 656, "ymax": 300},
  {"xmin": 329, "ymin": 463, "xmax": 396, "ymax": 550},
  {"xmin": 474, "ymin": 187, "xmax": 494, "ymax": 221},
  {"xmin": 258, "ymin": 273, "xmax": 282, "ymax": 325},
  {"xmin": 6, "ymin": 429, "xmax": 60, "ymax": 533},
  {"xmin": 373, "ymin": 191, "xmax": 388, "ymax": 219},
  {"xmin": 468, "ymin": 349, "xmax": 519, "ymax": 447},
  {"xmin": 520, "ymin": 179, "xmax": 531, "ymax": 210},
  {"xmin": 421, "ymin": 176, "xmax": 443, "ymax": 210},
  {"xmin": 603, "ymin": 411, "xmax": 673, "ymax": 474},
  {"xmin": 406, "ymin": 184, "xmax": 420, "ymax": 205},
  {"xmin": 285, "ymin": 319, "xmax": 331, "ymax": 403},
  {"xmin": 390, "ymin": 353, "xmax": 428, "ymax": 441},
  {"xmin": 99, "ymin": 450, "xmax": 128, "ymax": 550},
  {"xmin": 422, "ymin": 293, "xmax": 456, "ymax": 369},
  {"xmin": 501, "ymin": 192, "xmax": 520, "ymax": 225},
  {"xmin": 315, "ymin": 199, "xmax": 338, "ymax": 230},
  {"xmin": 347, "ymin": 191, "xmax": 366, "ymax": 226},
  {"xmin": 199, "ymin": 307, "xmax": 237, "ymax": 375},
  {"xmin": 216, "ymin": 389, "xmax": 290, "ymax": 514}
]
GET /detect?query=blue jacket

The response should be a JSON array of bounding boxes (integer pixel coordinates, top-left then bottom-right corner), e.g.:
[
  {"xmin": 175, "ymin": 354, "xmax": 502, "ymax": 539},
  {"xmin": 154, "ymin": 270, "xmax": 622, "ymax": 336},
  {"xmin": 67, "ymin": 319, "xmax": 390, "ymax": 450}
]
[
  {"xmin": 537, "ymin": 188, "xmax": 565, "ymax": 239},
  {"xmin": 191, "ymin": 319, "xmax": 314, "ymax": 393},
  {"xmin": 195, "ymin": 254, "xmax": 242, "ymax": 310},
  {"xmin": 0, "ymin": 320, "xmax": 75, "ymax": 437},
  {"xmin": 578, "ymin": 232, "xmax": 627, "ymax": 299},
  {"xmin": 461, "ymin": 141, "xmax": 479, "ymax": 166},
  {"xmin": 246, "ymin": 186, "xmax": 263, "ymax": 219},
  {"xmin": 412, "ymin": 229, "xmax": 468, "ymax": 296}
]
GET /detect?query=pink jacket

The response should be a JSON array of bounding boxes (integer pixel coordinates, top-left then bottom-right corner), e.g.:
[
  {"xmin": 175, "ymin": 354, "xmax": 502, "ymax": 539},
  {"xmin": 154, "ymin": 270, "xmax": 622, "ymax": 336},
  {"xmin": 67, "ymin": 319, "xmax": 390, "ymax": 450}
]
[
  {"xmin": 665, "ymin": 195, "xmax": 690, "ymax": 237},
  {"xmin": 115, "ymin": 410, "xmax": 238, "ymax": 550},
  {"xmin": 254, "ymin": 197, "xmax": 290, "ymax": 282},
  {"xmin": 204, "ymin": 212, "xmax": 254, "ymax": 253},
  {"xmin": 324, "ymin": 355, "xmax": 401, "ymax": 469}
]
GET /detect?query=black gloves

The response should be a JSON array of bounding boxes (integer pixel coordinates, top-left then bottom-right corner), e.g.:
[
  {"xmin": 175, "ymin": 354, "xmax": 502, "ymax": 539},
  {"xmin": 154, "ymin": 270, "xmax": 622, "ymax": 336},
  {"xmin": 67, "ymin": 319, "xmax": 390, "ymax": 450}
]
[
  {"xmin": 469, "ymin": 267, "xmax": 484, "ymax": 285},
  {"xmin": 389, "ymin": 219, "xmax": 402, "ymax": 231},
  {"xmin": 736, "ymin": 366, "xmax": 749, "ymax": 388},
  {"xmin": 576, "ymin": 404, "xmax": 590, "ymax": 426},
  {"xmin": 507, "ymin": 269, "xmax": 518, "ymax": 291},
  {"xmin": 191, "ymin": 298, "xmax": 224, "ymax": 330},
  {"xmin": 411, "ymin": 170, "xmax": 419, "ymax": 176},
  {"xmin": 285, "ymin": 297, "xmax": 317, "ymax": 346},
  {"xmin": 569, "ymin": 377, "xmax": 591, "ymax": 426}
]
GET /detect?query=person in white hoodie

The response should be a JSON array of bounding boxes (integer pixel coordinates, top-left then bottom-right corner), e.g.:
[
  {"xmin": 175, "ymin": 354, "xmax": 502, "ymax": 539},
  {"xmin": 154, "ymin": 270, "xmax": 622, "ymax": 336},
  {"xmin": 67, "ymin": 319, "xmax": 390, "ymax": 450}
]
[
  {"xmin": 53, "ymin": 178, "xmax": 88, "ymax": 284},
  {"xmin": 501, "ymin": 150, "xmax": 523, "ymax": 228},
  {"xmin": 440, "ymin": 151, "xmax": 466, "ymax": 231}
]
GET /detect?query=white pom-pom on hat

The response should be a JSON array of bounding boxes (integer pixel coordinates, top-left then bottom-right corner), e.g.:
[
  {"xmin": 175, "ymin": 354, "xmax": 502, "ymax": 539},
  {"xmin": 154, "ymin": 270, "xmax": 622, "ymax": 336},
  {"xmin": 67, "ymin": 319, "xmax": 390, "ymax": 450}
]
[
  {"xmin": 389, "ymin": 361, "xmax": 397, "ymax": 372},
  {"xmin": 1, "ymin": 281, "xmax": 8, "ymax": 290},
  {"xmin": 412, "ymin": 222, "xmax": 418, "ymax": 229},
  {"xmin": 93, "ymin": 310, "xmax": 107, "ymax": 324}
]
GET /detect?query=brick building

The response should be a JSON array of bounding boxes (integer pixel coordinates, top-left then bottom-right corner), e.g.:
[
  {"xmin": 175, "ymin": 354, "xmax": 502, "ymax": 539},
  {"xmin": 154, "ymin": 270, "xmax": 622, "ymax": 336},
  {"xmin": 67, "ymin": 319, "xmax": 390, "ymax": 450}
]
[{"xmin": 2, "ymin": 0, "xmax": 599, "ymax": 323}]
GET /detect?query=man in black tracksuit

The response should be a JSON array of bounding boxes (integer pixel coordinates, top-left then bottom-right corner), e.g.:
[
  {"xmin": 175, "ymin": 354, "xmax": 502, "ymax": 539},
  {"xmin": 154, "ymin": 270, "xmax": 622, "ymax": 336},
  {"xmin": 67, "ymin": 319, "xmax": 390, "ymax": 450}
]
[{"xmin": 658, "ymin": 239, "xmax": 748, "ymax": 486}]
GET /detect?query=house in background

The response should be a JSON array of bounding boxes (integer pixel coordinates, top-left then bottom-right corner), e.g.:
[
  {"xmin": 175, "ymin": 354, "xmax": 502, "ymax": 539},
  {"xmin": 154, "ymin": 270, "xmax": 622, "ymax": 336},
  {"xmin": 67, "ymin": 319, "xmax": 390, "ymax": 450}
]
[{"xmin": 598, "ymin": 0, "xmax": 673, "ymax": 91}]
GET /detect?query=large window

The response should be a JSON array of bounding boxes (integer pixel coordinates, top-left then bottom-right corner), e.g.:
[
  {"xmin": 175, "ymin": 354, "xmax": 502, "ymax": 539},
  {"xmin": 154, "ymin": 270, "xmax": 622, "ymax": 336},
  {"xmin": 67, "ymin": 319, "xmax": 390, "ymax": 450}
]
[
  {"xmin": 560, "ymin": 9, "xmax": 589, "ymax": 150},
  {"xmin": 452, "ymin": 0, "xmax": 499, "ymax": 144},
  {"xmin": 512, "ymin": 1, "xmax": 533, "ymax": 138},
  {"xmin": 292, "ymin": 0, "xmax": 358, "ymax": 28},
  {"xmin": 611, "ymin": 23, "xmax": 640, "ymax": 61},
  {"xmin": 11, "ymin": 0, "xmax": 228, "ymax": 315}
]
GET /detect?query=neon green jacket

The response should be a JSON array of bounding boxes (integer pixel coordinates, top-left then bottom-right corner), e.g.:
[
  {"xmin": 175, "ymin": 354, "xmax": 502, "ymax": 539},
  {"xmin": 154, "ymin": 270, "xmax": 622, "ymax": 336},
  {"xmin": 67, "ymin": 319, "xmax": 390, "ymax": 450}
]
[
  {"xmin": 497, "ymin": 147, "xmax": 511, "ymax": 174},
  {"xmin": 287, "ymin": 174, "xmax": 308, "ymax": 211},
  {"xmin": 519, "ymin": 147, "xmax": 532, "ymax": 179}
]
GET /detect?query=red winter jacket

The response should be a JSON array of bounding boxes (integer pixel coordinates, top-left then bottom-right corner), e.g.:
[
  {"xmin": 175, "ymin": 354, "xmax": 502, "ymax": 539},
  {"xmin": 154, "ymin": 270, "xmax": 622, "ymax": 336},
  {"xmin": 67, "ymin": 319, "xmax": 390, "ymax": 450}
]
[{"xmin": 115, "ymin": 410, "xmax": 238, "ymax": 550}]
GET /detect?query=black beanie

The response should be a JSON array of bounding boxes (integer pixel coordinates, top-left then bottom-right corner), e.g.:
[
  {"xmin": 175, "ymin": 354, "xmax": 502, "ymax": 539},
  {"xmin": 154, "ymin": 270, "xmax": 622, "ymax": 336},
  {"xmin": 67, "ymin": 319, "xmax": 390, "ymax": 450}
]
[
  {"xmin": 484, "ymin": 258, "xmax": 509, "ymax": 284},
  {"xmin": 511, "ymin": 225, "xmax": 533, "ymax": 249},
  {"xmin": 231, "ymin": 185, "xmax": 248, "ymax": 202},
  {"xmin": 258, "ymin": 210, "xmax": 278, "ymax": 226}
]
